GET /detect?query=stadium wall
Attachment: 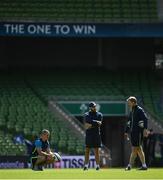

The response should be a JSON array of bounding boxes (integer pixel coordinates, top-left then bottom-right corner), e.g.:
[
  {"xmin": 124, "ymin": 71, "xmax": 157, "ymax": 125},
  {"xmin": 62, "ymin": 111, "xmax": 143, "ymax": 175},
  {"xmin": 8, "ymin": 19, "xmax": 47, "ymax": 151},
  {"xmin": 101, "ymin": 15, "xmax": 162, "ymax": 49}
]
[
  {"xmin": 0, "ymin": 37, "xmax": 155, "ymax": 69},
  {"xmin": 0, "ymin": 37, "xmax": 99, "ymax": 68},
  {"xmin": 103, "ymin": 38, "xmax": 155, "ymax": 69}
]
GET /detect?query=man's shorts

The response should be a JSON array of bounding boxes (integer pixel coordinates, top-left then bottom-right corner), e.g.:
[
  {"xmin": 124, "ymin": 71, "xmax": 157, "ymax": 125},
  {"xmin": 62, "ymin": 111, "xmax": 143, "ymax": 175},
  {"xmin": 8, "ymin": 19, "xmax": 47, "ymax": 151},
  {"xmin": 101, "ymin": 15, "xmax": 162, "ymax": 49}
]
[
  {"xmin": 131, "ymin": 131, "xmax": 143, "ymax": 147},
  {"xmin": 85, "ymin": 132, "xmax": 102, "ymax": 148}
]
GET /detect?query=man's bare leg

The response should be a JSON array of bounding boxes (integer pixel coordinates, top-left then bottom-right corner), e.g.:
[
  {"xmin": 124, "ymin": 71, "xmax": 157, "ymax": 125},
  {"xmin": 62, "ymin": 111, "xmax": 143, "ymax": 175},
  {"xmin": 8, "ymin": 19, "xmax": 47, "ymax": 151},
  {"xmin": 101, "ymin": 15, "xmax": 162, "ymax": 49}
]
[
  {"xmin": 32, "ymin": 156, "xmax": 46, "ymax": 170},
  {"xmin": 126, "ymin": 147, "xmax": 138, "ymax": 170},
  {"xmin": 94, "ymin": 148, "xmax": 100, "ymax": 170},
  {"xmin": 137, "ymin": 146, "xmax": 147, "ymax": 169},
  {"xmin": 84, "ymin": 147, "xmax": 90, "ymax": 170},
  {"xmin": 35, "ymin": 156, "xmax": 46, "ymax": 166}
]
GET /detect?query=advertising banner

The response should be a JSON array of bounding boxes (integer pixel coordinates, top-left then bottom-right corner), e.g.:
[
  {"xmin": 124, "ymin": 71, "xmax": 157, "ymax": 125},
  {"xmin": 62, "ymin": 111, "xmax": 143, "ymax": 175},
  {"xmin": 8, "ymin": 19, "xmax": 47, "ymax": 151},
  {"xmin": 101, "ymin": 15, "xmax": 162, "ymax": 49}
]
[
  {"xmin": 0, "ymin": 156, "xmax": 29, "ymax": 168},
  {"xmin": 51, "ymin": 155, "xmax": 95, "ymax": 169},
  {"xmin": 0, "ymin": 155, "xmax": 95, "ymax": 169},
  {"xmin": 0, "ymin": 22, "xmax": 163, "ymax": 37}
]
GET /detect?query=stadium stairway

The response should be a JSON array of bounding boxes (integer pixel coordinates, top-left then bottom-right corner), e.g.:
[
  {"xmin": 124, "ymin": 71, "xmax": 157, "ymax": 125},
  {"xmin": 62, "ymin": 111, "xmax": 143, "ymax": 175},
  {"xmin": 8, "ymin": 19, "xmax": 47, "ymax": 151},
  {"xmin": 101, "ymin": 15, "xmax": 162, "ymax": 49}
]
[{"xmin": 49, "ymin": 101, "xmax": 85, "ymax": 155}]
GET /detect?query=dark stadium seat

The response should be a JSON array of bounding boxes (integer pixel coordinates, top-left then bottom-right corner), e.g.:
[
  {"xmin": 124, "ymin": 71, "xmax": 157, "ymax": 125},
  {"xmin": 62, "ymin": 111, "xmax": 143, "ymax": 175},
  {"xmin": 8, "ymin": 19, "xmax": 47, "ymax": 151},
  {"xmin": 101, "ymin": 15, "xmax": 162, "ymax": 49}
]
[
  {"xmin": 0, "ymin": 73, "xmax": 85, "ymax": 155},
  {"xmin": 0, "ymin": 130, "xmax": 26, "ymax": 156},
  {"xmin": 0, "ymin": 0, "xmax": 158, "ymax": 22}
]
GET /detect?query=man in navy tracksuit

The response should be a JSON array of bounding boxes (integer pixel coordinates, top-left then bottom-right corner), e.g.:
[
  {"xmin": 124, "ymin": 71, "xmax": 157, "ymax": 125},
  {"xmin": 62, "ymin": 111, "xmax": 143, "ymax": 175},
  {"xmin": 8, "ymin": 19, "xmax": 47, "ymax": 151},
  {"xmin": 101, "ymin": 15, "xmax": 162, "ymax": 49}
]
[
  {"xmin": 125, "ymin": 96, "xmax": 148, "ymax": 170},
  {"xmin": 83, "ymin": 102, "xmax": 103, "ymax": 171}
]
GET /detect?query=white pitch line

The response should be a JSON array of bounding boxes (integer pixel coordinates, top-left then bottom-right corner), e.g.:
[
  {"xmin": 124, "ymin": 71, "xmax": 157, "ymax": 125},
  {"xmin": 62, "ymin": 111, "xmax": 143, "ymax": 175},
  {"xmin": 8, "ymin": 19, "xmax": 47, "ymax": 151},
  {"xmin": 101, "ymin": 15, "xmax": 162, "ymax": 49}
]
[{"xmin": 0, "ymin": 179, "xmax": 163, "ymax": 180}]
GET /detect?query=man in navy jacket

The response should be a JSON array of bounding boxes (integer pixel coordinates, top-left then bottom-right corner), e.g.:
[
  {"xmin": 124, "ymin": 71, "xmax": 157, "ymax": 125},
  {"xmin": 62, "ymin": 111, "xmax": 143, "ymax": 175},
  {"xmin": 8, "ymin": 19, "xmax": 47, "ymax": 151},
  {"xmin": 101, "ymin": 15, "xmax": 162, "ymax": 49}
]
[
  {"xmin": 125, "ymin": 96, "xmax": 148, "ymax": 170},
  {"xmin": 83, "ymin": 102, "xmax": 103, "ymax": 171}
]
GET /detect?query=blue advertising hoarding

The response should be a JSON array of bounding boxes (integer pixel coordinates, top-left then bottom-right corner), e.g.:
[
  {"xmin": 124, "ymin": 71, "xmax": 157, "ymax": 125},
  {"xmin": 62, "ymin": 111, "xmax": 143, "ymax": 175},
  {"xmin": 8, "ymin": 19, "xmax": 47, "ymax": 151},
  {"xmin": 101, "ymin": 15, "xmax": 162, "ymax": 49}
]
[{"xmin": 0, "ymin": 22, "xmax": 163, "ymax": 37}]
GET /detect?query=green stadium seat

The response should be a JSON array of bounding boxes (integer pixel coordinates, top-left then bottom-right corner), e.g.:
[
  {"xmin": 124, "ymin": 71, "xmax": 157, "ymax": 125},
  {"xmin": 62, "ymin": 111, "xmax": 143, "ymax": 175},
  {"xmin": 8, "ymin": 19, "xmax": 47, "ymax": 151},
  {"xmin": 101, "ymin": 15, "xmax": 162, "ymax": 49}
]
[{"xmin": 0, "ymin": 0, "xmax": 158, "ymax": 22}]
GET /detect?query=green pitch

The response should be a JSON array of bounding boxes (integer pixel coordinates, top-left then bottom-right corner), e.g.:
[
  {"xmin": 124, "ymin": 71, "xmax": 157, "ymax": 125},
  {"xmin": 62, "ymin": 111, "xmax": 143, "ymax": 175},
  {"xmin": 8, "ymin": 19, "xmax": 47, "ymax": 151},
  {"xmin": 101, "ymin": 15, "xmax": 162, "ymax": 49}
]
[{"xmin": 0, "ymin": 168, "xmax": 163, "ymax": 179}]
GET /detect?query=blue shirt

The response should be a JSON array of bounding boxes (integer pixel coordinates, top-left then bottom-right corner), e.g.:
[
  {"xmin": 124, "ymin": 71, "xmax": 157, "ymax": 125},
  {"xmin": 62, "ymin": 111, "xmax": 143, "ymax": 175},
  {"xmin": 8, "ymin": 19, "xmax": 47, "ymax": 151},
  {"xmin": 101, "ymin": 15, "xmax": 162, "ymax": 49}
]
[{"xmin": 31, "ymin": 138, "xmax": 50, "ymax": 156}]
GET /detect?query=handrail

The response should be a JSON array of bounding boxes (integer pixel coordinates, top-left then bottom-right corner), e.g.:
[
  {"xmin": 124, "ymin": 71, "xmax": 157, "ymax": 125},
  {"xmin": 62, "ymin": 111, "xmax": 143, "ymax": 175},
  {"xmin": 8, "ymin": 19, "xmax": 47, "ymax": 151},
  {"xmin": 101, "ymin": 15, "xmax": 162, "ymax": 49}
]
[
  {"xmin": 56, "ymin": 102, "xmax": 85, "ymax": 132},
  {"xmin": 49, "ymin": 100, "xmax": 85, "ymax": 139}
]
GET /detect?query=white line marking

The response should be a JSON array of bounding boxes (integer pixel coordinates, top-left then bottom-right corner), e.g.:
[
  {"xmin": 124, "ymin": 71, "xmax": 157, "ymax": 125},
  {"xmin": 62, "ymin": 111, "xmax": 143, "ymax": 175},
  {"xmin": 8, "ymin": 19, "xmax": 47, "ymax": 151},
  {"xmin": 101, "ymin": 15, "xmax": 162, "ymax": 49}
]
[{"xmin": 0, "ymin": 179, "xmax": 163, "ymax": 180}]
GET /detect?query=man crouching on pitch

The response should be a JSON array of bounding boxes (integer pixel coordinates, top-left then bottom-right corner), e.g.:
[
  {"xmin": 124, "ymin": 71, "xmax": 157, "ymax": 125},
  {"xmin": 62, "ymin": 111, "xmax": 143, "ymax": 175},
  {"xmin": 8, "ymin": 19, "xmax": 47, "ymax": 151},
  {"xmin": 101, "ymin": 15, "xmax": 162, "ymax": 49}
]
[{"xmin": 30, "ymin": 129, "xmax": 61, "ymax": 171}]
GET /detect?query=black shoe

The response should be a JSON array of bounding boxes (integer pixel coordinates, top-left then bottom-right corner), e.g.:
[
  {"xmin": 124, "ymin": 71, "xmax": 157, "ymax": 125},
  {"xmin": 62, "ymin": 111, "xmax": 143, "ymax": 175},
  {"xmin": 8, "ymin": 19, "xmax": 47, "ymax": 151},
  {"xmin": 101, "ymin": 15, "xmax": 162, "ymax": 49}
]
[
  {"xmin": 83, "ymin": 166, "xmax": 88, "ymax": 171},
  {"xmin": 32, "ymin": 165, "xmax": 43, "ymax": 171},
  {"xmin": 137, "ymin": 166, "xmax": 147, "ymax": 170},
  {"xmin": 125, "ymin": 166, "xmax": 131, "ymax": 171},
  {"xmin": 38, "ymin": 165, "xmax": 43, "ymax": 171},
  {"xmin": 96, "ymin": 166, "xmax": 100, "ymax": 170}
]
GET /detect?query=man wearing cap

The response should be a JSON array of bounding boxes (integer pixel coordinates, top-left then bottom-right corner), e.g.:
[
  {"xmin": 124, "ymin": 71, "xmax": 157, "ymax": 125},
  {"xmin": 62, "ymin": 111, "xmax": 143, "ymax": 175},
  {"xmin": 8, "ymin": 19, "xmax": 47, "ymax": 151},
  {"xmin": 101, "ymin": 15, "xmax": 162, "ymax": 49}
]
[
  {"xmin": 125, "ymin": 96, "xmax": 148, "ymax": 171},
  {"xmin": 83, "ymin": 102, "xmax": 103, "ymax": 171}
]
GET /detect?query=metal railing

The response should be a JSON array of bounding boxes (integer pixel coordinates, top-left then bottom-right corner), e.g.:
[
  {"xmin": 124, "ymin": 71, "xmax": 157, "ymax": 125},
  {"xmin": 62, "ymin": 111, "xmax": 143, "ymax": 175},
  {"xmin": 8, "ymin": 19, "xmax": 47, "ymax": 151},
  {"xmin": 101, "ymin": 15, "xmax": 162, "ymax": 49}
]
[{"xmin": 49, "ymin": 100, "xmax": 85, "ymax": 139}]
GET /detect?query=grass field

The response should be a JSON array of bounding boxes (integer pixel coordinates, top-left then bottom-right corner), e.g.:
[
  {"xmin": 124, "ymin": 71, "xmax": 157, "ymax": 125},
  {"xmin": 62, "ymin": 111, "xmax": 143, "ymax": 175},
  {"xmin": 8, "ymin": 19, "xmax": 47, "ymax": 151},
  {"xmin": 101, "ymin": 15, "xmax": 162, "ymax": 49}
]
[{"xmin": 0, "ymin": 169, "xmax": 163, "ymax": 180}]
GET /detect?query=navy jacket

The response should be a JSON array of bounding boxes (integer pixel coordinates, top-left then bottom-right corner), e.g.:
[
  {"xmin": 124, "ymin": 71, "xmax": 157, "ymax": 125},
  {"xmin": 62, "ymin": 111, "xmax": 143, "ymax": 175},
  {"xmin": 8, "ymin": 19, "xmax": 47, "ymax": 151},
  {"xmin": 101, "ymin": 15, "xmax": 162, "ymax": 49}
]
[
  {"xmin": 125, "ymin": 105, "xmax": 148, "ymax": 133},
  {"xmin": 84, "ymin": 111, "xmax": 103, "ymax": 135}
]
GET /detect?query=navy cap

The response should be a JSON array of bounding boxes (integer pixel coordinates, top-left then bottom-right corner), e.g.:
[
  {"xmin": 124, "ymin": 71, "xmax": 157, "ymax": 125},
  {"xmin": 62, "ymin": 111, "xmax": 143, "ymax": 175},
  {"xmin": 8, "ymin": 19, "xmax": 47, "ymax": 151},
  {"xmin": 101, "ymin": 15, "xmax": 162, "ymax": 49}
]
[{"xmin": 89, "ymin": 102, "xmax": 96, "ymax": 108}]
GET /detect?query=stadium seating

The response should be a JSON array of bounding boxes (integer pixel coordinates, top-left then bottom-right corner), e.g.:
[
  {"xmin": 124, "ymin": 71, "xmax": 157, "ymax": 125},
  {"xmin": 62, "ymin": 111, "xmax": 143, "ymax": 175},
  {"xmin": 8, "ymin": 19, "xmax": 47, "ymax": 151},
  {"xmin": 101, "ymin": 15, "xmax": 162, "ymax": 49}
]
[
  {"xmin": 115, "ymin": 71, "xmax": 163, "ymax": 122},
  {"xmin": 27, "ymin": 70, "xmax": 124, "ymax": 101},
  {"xmin": 27, "ymin": 69, "xmax": 163, "ymax": 121},
  {"xmin": 0, "ymin": 69, "xmax": 162, "ymax": 156},
  {"xmin": 0, "ymin": 0, "xmax": 158, "ymax": 22},
  {"xmin": 0, "ymin": 73, "xmax": 84, "ymax": 155},
  {"xmin": 0, "ymin": 130, "xmax": 26, "ymax": 156}
]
